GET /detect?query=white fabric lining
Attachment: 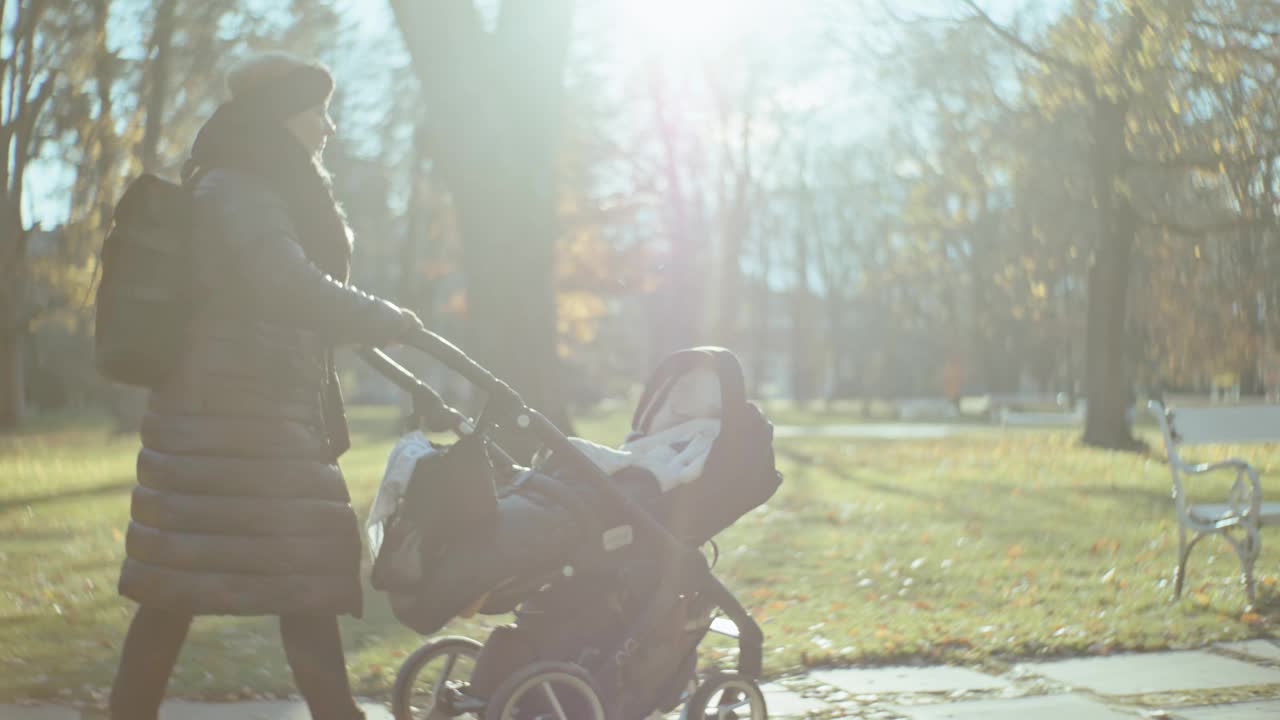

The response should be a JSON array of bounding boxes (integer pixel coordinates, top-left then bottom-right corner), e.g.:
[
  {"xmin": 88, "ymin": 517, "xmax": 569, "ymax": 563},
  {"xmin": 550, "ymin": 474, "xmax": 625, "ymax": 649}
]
[
  {"xmin": 367, "ymin": 431, "xmax": 440, "ymax": 558},
  {"xmin": 568, "ymin": 417, "xmax": 721, "ymax": 493}
]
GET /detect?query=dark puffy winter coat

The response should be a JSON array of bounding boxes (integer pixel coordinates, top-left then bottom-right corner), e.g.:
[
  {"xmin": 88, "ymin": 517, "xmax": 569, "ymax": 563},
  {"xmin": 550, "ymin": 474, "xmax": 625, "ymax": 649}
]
[{"xmin": 118, "ymin": 167, "xmax": 407, "ymax": 617}]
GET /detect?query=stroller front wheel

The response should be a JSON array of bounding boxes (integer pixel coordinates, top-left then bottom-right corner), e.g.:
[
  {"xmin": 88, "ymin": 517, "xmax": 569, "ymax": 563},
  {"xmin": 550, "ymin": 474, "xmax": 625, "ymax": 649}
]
[
  {"xmin": 483, "ymin": 660, "xmax": 609, "ymax": 720},
  {"xmin": 393, "ymin": 635, "xmax": 483, "ymax": 720},
  {"xmin": 684, "ymin": 672, "xmax": 768, "ymax": 720}
]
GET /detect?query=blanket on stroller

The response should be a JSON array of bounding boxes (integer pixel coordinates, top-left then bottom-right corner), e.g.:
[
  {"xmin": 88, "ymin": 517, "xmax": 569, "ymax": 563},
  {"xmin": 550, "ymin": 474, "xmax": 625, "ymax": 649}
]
[{"xmin": 369, "ymin": 347, "xmax": 780, "ymax": 635}]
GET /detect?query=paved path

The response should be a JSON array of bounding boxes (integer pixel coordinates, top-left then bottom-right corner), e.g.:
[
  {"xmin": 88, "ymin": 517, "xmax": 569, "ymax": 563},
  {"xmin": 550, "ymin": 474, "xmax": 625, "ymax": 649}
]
[
  {"xmin": 7, "ymin": 642, "xmax": 1280, "ymax": 719},
  {"xmin": 773, "ymin": 423, "xmax": 969, "ymax": 440}
]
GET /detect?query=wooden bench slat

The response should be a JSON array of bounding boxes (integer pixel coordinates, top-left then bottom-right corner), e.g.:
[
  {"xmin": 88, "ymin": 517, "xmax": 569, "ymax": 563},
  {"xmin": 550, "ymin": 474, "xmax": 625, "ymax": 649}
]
[
  {"xmin": 1188, "ymin": 502, "xmax": 1280, "ymax": 525},
  {"xmin": 1169, "ymin": 405, "xmax": 1280, "ymax": 446}
]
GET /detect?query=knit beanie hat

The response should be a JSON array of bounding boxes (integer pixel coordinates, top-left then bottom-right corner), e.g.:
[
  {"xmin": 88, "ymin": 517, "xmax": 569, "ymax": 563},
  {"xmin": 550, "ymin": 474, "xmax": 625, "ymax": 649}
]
[{"xmin": 228, "ymin": 64, "xmax": 335, "ymax": 120}]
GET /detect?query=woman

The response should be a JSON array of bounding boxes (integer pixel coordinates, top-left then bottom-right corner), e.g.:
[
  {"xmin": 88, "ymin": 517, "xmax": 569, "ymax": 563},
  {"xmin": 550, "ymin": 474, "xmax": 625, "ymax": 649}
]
[{"xmin": 109, "ymin": 52, "xmax": 418, "ymax": 720}]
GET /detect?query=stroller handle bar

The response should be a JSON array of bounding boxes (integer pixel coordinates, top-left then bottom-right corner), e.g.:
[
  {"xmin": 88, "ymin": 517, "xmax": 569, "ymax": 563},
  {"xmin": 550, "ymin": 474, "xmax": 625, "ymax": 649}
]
[
  {"xmin": 360, "ymin": 327, "xmax": 765, "ymax": 678},
  {"xmin": 356, "ymin": 347, "xmax": 471, "ymax": 431}
]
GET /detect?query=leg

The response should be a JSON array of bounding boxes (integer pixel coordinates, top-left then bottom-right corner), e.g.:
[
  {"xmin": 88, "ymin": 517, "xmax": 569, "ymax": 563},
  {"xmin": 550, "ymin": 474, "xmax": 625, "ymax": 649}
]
[
  {"xmin": 1243, "ymin": 550, "xmax": 1259, "ymax": 603},
  {"xmin": 1226, "ymin": 525, "xmax": 1262, "ymax": 603},
  {"xmin": 279, "ymin": 614, "xmax": 364, "ymax": 720},
  {"xmin": 1174, "ymin": 523, "xmax": 1189, "ymax": 597},
  {"xmin": 109, "ymin": 606, "xmax": 194, "ymax": 720}
]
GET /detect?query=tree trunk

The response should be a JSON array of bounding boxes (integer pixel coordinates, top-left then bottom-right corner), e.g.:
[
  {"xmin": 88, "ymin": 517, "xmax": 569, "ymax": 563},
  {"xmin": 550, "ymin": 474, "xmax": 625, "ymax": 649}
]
[
  {"xmin": 391, "ymin": 0, "xmax": 576, "ymax": 461},
  {"xmin": 648, "ymin": 68, "xmax": 706, "ymax": 361},
  {"xmin": 398, "ymin": 130, "xmax": 436, "ymax": 323},
  {"xmin": 141, "ymin": 0, "xmax": 178, "ymax": 174},
  {"xmin": 0, "ymin": 329, "xmax": 25, "ymax": 431},
  {"xmin": 452, "ymin": 170, "xmax": 566, "ymax": 455},
  {"xmin": 824, "ymin": 293, "xmax": 845, "ymax": 402},
  {"xmin": 715, "ymin": 214, "xmax": 745, "ymax": 350},
  {"xmin": 789, "ymin": 229, "xmax": 816, "ymax": 405},
  {"xmin": 1081, "ymin": 97, "xmax": 1139, "ymax": 450},
  {"xmin": 748, "ymin": 237, "xmax": 774, "ymax": 398},
  {"xmin": 713, "ymin": 115, "xmax": 753, "ymax": 351},
  {"xmin": 0, "ymin": 190, "xmax": 26, "ymax": 430}
]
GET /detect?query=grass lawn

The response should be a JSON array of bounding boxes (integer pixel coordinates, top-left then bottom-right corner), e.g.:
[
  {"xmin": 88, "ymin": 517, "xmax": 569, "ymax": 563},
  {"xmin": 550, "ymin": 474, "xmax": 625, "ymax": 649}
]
[{"xmin": 3, "ymin": 405, "xmax": 1279, "ymax": 706}]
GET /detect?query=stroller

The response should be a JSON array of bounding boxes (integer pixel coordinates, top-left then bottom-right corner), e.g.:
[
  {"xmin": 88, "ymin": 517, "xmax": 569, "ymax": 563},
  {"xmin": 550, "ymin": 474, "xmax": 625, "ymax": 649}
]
[{"xmin": 362, "ymin": 329, "xmax": 782, "ymax": 720}]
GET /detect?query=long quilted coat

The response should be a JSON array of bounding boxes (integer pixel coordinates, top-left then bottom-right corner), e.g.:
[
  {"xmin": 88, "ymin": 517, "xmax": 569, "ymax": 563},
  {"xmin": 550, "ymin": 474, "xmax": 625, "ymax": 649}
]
[{"xmin": 118, "ymin": 167, "xmax": 408, "ymax": 616}]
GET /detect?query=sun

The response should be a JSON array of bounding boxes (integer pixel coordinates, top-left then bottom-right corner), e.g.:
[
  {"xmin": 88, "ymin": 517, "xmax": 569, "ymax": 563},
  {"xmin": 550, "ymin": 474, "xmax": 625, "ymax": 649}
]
[{"xmin": 613, "ymin": 0, "xmax": 778, "ymax": 63}]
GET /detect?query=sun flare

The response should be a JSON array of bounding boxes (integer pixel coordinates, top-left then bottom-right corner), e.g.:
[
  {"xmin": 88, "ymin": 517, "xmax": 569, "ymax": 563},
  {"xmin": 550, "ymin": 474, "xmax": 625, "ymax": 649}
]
[{"xmin": 615, "ymin": 0, "xmax": 777, "ymax": 61}]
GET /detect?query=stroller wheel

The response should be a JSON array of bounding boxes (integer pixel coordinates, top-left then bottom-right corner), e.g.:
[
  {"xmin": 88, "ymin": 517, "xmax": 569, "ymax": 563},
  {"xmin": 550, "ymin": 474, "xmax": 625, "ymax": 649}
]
[
  {"xmin": 684, "ymin": 672, "xmax": 767, "ymax": 720},
  {"xmin": 483, "ymin": 660, "xmax": 609, "ymax": 720},
  {"xmin": 393, "ymin": 635, "xmax": 483, "ymax": 720}
]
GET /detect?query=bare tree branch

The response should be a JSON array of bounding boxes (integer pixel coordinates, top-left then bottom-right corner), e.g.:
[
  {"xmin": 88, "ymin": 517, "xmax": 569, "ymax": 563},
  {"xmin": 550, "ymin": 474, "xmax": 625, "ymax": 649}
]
[
  {"xmin": 1189, "ymin": 16, "xmax": 1280, "ymax": 41},
  {"xmin": 1132, "ymin": 146, "xmax": 1280, "ymax": 172},
  {"xmin": 957, "ymin": 0, "xmax": 1085, "ymax": 78},
  {"xmin": 1145, "ymin": 215, "xmax": 1269, "ymax": 238}
]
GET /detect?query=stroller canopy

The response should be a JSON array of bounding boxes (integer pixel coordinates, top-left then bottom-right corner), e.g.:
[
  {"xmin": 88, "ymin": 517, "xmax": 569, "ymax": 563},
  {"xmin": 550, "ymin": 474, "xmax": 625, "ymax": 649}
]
[{"xmin": 631, "ymin": 347, "xmax": 748, "ymax": 438}]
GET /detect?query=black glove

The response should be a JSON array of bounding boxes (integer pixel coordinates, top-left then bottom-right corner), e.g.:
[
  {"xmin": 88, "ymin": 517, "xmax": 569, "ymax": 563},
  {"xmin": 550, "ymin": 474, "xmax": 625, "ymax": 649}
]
[
  {"xmin": 397, "ymin": 307, "xmax": 425, "ymax": 338},
  {"xmin": 411, "ymin": 381, "xmax": 458, "ymax": 433},
  {"xmin": 487, "ymin": 379, "xmax": 526, "ymax": 419}
]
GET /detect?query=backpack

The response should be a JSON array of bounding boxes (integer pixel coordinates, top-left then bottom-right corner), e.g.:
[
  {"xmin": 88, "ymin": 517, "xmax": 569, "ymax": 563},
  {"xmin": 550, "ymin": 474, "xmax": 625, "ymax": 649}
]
[{"xmin": 93, "ymin": 174, "xmax": 196, "ymax": 388}]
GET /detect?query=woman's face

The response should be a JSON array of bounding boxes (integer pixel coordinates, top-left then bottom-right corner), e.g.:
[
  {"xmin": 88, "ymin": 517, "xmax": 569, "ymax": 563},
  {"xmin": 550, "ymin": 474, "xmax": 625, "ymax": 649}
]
[{"xmin": 285, "ymin": 102, "xmax": 336, "ymax": 156}]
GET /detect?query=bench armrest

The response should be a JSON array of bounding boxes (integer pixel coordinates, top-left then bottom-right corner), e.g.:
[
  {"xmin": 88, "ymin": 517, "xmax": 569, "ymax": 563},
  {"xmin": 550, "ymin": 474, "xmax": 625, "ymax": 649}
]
[{"xmin": 1176, "ymin": 457, "xmax": 1262, "ymax": 524}]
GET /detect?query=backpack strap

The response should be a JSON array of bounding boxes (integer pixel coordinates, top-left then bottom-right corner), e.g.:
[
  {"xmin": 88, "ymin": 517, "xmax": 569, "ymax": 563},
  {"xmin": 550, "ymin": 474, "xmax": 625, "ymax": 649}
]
[{"xmin": 631, "ymin": 346, "xmax": 748, "ymax": 435}]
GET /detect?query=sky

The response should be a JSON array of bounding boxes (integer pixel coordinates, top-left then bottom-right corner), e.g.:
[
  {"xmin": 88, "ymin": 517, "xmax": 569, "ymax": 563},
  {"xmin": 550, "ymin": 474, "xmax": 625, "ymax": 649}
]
[
  {"xmin": 338, "ymin": 0, "xmax": 1056, "ymax": 162},
  {"xmin": 25, "ymin": 0, "xmax": 1057, "ymax": 228}
]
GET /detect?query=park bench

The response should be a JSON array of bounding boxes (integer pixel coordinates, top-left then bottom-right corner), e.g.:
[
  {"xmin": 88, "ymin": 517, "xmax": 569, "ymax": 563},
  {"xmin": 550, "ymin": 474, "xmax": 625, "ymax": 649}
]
[
  {"xmin": 998, "ymin": 402, "xmax": 1085, "ymax": 427},
  {"xmin": 1149, "ymin": 400, "xmax": 1280, "ymax": 601},
  {"xmin": 896, "ymin": 397, "xmax": 959, "ymax": 421},
  {"xmin": 960, "ymin": 392, "xmax": 1083, "ymax": 425}
]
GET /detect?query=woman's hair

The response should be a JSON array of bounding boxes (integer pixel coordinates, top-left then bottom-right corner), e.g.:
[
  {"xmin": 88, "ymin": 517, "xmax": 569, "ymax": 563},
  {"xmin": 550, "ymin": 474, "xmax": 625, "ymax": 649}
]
[{"xmin": 225, "ymin": 51, "xmax": 331, "ymax": 103}]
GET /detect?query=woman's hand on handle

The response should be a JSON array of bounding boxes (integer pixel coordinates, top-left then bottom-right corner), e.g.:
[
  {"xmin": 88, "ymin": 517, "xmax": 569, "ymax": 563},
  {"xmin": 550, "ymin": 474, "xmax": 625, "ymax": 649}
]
[
  {"xmin": 396, "ymin": 307, "xmax": 425, "ymax": 339},
  {"xmin": 411, "ymin": 382, "xmax": 459, "ymax": 433}
]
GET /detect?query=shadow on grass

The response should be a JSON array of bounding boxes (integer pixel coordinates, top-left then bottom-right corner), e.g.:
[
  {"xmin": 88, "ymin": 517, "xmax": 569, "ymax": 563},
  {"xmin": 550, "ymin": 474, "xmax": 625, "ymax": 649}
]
[
  {"xmin": 0, "ymin": 613, "xmax": 45, "ymax": 628},
  {"xmin": 773, "ymin": 440, "xmax": 936, "ymax": 502},
  {"xmin": 0, "ymin": 527, "xmax": 78, "ymax": 542},
  {"xmin": 0, "ymin": 478, "xmax": 134, "ymax": 514}
]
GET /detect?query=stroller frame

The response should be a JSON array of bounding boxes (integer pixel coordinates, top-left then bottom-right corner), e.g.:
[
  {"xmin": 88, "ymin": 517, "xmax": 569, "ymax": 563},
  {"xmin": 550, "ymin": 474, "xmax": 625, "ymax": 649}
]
[{"xmin": 361, "ymin": 329, "xmax": 766, "ymax": 720}]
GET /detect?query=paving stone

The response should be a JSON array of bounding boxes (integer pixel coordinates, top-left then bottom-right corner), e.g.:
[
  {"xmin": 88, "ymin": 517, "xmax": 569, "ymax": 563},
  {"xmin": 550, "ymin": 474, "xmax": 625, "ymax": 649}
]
[
  {"xmin": 1174, "ymin": 700, "xmax": 1280, "ymax": 719},
  {"xmin": 157, "ymin": 700, "xmax": 391, "ymax": 719},
  {"xmin": 921, "ymin": 694, "xmax": 1145, "ymax": 719},
  {"xmin": 760, "ymin": 683, "xmax": 829, "ymax": 718},
  {"xmin": 1217, "ymin": 640, "xmax": 1280, "ymax": 663},
  {"xmin": 0, "ymin": 706, "xmax": 80, "ymax": 720},
  {"xmin": 811, "ymin": 666, "xmax": 1011, "ymax": 695},
  {"xmin": 1031, "ymin": 651, "xmax": 1280, "ymax": 696},
  {"xmin": 887, "ymin": 693, "xmax": 1139, "ymax": 719}
]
